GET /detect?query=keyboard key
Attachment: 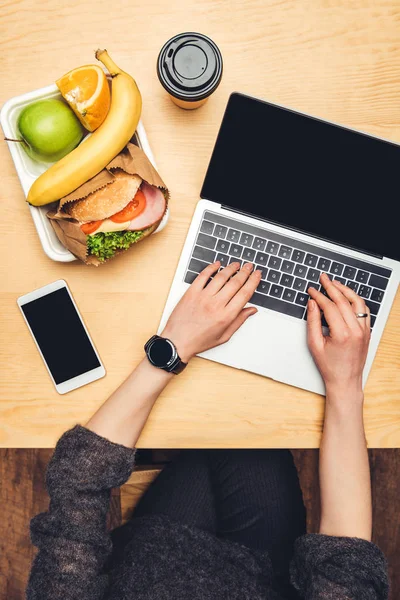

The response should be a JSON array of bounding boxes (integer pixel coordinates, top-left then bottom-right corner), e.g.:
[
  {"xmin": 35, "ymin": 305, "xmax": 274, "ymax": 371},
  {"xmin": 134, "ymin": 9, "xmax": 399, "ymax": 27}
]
[
  {"xmin": 229, "ymin": 244, "xmax": 243, "ymax": 257},
  {"xmin": 280, "ymin": 274, "xmax": 294, "ymax": 288},
  {"xmin": 270, "ymin": 284, "xmax": 283, "ymax": 298},
  {"xmin": 368, "ymin": 273, "xmax": 389, "ymax": 291},
  {"xmin": 317, "ymin": 257, "xmax": 331, "ymax": 272},
  {"xmin": 184, "ymin": 271, "xmax": 198, "ymax": 284},
  {"xmin": 305, "ymin": 253, "xmax": 318, "ymax": 267},
  {"xmin": 200, "ymin": 220, "xmax": 214, "ymax": 234},
  {"xmin": 282, "ymin": 260, "xmax": 295, "ymax": 274},
  {"xmin": 371, "ymin": 288, "xmax": 384, "ymax": 303},
  {"xmin": 346, "ymin": 280, "xmax": 359, "ymax": 293},
  {"xmin": 278, "ymin": 245, "xmax": 292, "ymax": 259},
  {"xmin": 227, "ymin": 228, "xmax": 240, "ymax": 242},
  {"xmin": 214, "ymin": 225, "xmax": 227, "ymax": 238},
  {"xmin": 295, "ymin": 292, "xmax": 309, "ymax": 306},
  {"xmin": 249, "ymin": 292, "xmax": 305, "ymax": 319},
  {"xmin": 358, "ymin": 285, "xmax": 371, "ymax": 299},
  {"xmin": 365, "ymin": 299, "xmax": 380, "ymax": 315},
  {"xmin": 240, "ymin": 233, "xmax": 254, "ymax": 247},
  {"xmin": 197, "ymin": 232, "xmax": 216, "ymax": 249},
  {"xmin": 216, "ymin": 239, "xmax": 230, "ymax": 254},
  {"xmin": 267, "ymin": 269, "xmax": 281, "ymax": 283},
  {"xmin": 229, "ymin": 257, "xmax": 242, "ymax": 267},
  {"xmin": 253, "ymin": 237, "xmax": 266, "ymax": 251},
  {"xmin": 256, "ymin": 265, "xmax": 268, "ymax": 279},
  {"xmin": 283, "ymin": 288, "xmax": 296, "ymax": 302},
  {"xmin": 268, "ymin": 255, "xmax": 282, "ymax": 270},
  {"xmin": 255, "ymin": 252, "xmax": 269, "ymax": 266},
  {"xmin": 257, "ymin": 280, "xmax": 271, "ymax": 295},
  {"xmin": 330, "ymin": 262, "xmax": 344, "ymax": 276},
  {"xmin": 356, "ymin": 270, "xmax": 369, "ymax": 283},
  {"xmin": 242, "ymin": 248, "xmax": 256, "ymax": 262},
  {"xmin": 307, "ymin": 281, "xmax": 320, "ymax": 291},
  {"xmin": 292, "ymin": 249, "xmax": 305, "ymax": 263},
  {"xmin": 307, "ymin": 268, "xmax": 321, "ymax": 282},
  {"xmin": 294, "ymin": 278, "xmax": 307, "ymax": 291},
  {"xmin": 189, "ymin": 258, "xmax": 209, "ymax": 274},
  {"xmin": 294, "ymin": 264, "xmax": 307, "ymax": 278},
  {"xmin": 216, "ymin": 253, "xmax": 229, "ymax": 267},
  {"xmin": 333, "ymin": 276, "xmax": 346, "ymax": 284},
  {"xmin": 266, "ymin": 241, "xmax": 279, "ymax": 255},
  {"xmin": 193, "ymin": 245, "xmax": 216, "ymax": 263},
  {"xmin": 370, "ymin": 315, "xmax": 376, "ymax": 328},
  {"xmin": 343, "ymin": 266, "xmax": 356, "ymax": 280}
]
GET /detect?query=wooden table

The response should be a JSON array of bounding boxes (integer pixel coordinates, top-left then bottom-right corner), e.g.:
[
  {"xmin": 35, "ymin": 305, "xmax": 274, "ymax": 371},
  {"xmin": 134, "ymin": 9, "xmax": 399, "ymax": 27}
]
[{"xmin": 1, "ymin": 0, "xmax": 399, "ymax": 448}]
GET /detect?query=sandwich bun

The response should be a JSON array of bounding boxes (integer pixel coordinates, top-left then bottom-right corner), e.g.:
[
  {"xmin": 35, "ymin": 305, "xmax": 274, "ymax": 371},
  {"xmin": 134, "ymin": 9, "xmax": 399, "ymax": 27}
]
[{"xmin": 66, "ymin": 170, "xmax": 142, "ymax": 223}]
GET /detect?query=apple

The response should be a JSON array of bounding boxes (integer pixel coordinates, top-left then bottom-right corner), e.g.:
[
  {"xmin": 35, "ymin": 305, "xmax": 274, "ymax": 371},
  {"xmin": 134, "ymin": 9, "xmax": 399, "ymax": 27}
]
[{"xmin": 16, "ymin": 99, "xmax": 83, "ymax": 162}]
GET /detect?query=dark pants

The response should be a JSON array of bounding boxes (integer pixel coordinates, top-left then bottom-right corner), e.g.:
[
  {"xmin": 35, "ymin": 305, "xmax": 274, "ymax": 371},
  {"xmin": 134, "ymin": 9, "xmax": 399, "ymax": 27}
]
[{"xmin": 133, "ymin": 450, "xmax": 306, "ymax": 598}]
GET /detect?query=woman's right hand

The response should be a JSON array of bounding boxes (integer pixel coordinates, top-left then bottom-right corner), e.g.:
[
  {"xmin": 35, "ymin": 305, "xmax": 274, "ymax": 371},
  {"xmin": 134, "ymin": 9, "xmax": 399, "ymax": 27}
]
[{"xmin": 306, "ymin": 273, "xmax": 371, "ymax": 399}]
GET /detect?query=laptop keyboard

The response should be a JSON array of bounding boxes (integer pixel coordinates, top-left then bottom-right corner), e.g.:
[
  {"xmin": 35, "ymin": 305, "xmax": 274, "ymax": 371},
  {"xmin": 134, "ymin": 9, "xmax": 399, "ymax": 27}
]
[{"xmin": 184, "ymin": 211, "xmax": 392, "ymax": 329}]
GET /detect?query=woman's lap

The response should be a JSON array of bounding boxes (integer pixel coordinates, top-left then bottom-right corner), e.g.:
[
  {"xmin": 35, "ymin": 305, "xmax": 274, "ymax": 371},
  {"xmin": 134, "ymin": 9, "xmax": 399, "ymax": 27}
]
[{"xmin": 133, "ymin": 449, "xmax": 306, "ymax": 585}]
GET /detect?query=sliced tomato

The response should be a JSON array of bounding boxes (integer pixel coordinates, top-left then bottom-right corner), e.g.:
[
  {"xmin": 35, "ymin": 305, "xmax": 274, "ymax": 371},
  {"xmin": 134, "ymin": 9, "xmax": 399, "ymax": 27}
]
[
  {"xmin": 110, "ymin": 189, "xmax": 146, "ymax": 223},
  {"xmin": 81, "ymin": 220, "xmax": 103, "ymax": 234}
]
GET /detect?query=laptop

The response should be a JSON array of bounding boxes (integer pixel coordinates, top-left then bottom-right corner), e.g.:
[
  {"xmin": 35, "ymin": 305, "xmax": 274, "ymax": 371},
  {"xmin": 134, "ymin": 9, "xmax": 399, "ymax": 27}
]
[{"xmin": 159, "ymin": 92, "xmax": 400, "ymax": 395}]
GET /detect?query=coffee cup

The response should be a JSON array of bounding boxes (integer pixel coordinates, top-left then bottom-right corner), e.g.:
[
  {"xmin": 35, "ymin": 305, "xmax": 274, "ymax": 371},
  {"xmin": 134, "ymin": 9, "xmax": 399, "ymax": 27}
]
[{"xmin": 157, "ymin": 32, "xmax": 223, "ymax": 110}]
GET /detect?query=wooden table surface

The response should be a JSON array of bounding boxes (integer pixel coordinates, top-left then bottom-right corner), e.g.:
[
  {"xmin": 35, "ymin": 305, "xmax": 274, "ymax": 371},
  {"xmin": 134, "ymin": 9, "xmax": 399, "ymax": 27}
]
[{"xmin": 1, "ymin": 0, "xmax": 399, "ymax": 448}]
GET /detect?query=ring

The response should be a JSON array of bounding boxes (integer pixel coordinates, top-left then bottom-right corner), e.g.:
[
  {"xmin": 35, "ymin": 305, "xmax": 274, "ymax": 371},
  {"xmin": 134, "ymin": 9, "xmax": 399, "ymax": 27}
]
[{"xmin": 355, "ymin": 313, "xmax": 368, "ymax": 319}]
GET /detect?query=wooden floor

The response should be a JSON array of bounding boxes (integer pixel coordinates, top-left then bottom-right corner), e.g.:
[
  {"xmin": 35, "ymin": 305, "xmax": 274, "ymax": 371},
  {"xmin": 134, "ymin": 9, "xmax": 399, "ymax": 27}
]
[{"xmin": 1, "ymin": 449, "xmax": 399, "ymax": 600}]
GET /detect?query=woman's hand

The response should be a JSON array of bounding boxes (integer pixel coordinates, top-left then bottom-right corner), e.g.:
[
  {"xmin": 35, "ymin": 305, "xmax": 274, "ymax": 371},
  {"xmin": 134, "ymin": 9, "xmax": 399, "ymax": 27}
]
[
  {"xmin": 162, "ymin": 261, "xmax": 262, "ymax": 363},
  {"xmin": 307, "ymin": 273, "xmax": 371, "ymax": 400}
]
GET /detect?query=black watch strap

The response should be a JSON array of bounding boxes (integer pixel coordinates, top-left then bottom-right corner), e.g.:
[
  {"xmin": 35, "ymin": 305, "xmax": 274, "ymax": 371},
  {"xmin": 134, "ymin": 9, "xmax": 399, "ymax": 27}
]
[{"xmin": 144, "ymin": 335, "xmax": 187, "ymax": 375}]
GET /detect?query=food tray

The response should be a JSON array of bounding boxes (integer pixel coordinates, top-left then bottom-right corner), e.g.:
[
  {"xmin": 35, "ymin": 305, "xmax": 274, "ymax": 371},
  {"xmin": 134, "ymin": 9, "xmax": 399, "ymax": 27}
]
[{"xmin": 1, "ymin": 84, "xmax": 169, "ymax": 262}]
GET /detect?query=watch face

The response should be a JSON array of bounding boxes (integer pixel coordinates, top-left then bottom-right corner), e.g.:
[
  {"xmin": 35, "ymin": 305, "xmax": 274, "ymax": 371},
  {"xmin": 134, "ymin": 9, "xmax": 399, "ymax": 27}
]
[{"xmin": 148, "ymin": 338, "xmax": 175, "ymax": 367}]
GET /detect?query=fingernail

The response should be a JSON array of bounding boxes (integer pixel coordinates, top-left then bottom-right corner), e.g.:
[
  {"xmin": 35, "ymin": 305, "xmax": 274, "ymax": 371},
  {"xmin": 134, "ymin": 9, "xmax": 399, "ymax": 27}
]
[
  {"xmin": 244, "ymin": 262, "xmax": 253, "ymax": 271},
  {"xmin": 233, "ymin": 261, "xmax": 240, "ymax": 268},
  {"xmin": 255, "ymin": 269, "xmax": 262, "ymax": 276}
]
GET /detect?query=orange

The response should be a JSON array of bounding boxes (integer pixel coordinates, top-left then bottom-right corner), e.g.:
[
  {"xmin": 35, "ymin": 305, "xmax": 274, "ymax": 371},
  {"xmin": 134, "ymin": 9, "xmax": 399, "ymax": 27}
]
[{"xmin": 56, "ymin": 65, "xmax": 111, "ymax": 132}]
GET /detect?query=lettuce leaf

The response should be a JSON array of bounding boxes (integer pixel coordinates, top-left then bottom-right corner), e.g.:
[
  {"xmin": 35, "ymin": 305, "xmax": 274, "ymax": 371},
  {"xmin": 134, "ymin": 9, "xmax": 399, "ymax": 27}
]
[{"xmin": 87, "ymin": 230, "xmax": 146, "ymax": 261}]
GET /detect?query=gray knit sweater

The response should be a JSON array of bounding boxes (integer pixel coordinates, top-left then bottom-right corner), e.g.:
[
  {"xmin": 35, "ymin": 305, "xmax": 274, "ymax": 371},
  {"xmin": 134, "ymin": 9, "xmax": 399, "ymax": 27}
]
[{"xmin": 26, "ymin": 426, "xmax": 389, "ymax": 599}]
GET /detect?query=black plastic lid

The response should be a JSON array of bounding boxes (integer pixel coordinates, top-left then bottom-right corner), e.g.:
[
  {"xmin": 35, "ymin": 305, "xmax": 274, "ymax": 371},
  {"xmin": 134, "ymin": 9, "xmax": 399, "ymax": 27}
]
[{"xmin": 157, "ymin": 32, "xmax": 223, "ymax": 102}]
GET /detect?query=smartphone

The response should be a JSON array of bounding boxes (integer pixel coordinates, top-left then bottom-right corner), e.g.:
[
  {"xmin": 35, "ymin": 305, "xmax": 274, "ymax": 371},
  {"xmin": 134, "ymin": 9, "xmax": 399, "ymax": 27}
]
[{"xmin": 17, "ymin": 279, "xmax": 105, "ymax": 394}]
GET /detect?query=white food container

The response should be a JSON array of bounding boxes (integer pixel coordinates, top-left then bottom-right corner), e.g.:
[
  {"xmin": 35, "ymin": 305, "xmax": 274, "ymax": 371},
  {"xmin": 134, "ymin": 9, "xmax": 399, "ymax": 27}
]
[{"xmin": 1, "ymin": 84, "xmax": 169, "ymax": 262}]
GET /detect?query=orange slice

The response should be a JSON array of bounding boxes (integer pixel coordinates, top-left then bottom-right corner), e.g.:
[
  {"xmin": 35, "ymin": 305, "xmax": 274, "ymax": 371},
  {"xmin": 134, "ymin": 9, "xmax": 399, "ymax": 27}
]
[{"xmin": 56, "ymin": 64, "xmax": 111, "ymax": 132}]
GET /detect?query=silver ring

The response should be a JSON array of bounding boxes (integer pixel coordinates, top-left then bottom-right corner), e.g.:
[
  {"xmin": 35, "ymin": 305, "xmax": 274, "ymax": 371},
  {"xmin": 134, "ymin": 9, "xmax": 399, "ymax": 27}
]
[{"xmin": 355, "ymin": 313, "xmax": 368, "ymax": 319}]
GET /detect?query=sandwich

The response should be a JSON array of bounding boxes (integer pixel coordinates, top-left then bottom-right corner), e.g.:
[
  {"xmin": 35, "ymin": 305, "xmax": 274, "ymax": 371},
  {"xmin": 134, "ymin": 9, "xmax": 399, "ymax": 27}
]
[
  {"xmin": 64, "ymin": 170, "xmax": 167, "ymax": 261},
  {"xmin": 47, "ymin": 143, "xmax": 169, "ymax": 265}
]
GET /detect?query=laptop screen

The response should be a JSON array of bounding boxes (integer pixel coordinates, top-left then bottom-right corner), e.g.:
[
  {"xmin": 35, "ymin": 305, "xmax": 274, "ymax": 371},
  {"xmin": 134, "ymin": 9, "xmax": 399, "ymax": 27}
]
[{"xmin": 201, "ymin": 93, "xmax": 399, "ymax": 261}]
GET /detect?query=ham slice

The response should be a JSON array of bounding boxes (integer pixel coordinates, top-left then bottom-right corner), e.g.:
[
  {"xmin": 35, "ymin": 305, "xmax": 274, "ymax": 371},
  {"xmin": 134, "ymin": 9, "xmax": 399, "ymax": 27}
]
[{"xmin": 127, "ymin": 182, "xmax": 166, "ymax": 231}]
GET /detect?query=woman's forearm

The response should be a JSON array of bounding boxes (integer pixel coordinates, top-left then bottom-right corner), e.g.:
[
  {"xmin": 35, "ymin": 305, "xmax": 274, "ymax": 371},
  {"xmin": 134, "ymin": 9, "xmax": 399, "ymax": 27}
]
[
  {"xmin": 319, "ymin": 386, "xmax": 372, "ymax": 541},
  {"xmin": 86, "ymin": 357, "xmax": 173, "ymax": 448}
]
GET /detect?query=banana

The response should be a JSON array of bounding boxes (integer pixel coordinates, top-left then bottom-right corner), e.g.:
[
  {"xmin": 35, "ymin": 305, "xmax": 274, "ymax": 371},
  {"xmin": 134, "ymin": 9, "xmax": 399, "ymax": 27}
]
[{"xmin": 27, "ymin": 50, "xmax": 142, "ymax": 206}]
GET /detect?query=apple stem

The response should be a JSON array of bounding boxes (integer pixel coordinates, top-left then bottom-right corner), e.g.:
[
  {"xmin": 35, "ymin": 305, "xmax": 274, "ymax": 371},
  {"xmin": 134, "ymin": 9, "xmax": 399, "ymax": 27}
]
[{"xmin": 4, "ymin": 137, "xmax": 27, "ymax": 145}]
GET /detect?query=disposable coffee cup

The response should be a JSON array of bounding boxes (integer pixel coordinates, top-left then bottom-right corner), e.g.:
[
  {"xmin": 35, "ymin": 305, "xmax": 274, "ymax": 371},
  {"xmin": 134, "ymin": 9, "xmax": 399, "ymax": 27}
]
[{"xmin": 157, "ymin": 32, "xmax": 223, "ymax": 110}]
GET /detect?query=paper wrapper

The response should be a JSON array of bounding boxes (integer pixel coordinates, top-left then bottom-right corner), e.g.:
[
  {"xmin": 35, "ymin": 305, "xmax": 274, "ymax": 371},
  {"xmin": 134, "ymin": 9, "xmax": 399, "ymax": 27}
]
[{"xmin": 47, "ymin": 143, "xmax": 169, "ymax": 266}]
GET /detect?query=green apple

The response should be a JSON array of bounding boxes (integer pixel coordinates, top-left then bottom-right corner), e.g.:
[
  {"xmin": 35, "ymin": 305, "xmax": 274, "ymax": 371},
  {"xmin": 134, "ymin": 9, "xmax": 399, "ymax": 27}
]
[{"xmin": 16, "ymin": 99, "xmax": 83, "ymax": 162}]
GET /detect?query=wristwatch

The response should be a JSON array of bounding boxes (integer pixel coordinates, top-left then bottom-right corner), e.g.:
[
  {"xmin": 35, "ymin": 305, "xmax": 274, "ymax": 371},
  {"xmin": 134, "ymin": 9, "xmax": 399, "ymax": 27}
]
[{"xmin": 144, "ymin": 335, "xmax": 187, "ymax": 374}]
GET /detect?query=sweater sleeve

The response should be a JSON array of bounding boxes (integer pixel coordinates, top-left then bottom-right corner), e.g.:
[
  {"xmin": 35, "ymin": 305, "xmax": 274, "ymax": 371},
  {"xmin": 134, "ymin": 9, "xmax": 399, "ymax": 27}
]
[
  {"xmin": 290, "ymin": 533, "xmax": 389, "ymax": 599},
  {"xmin": 26, "ymin": 425, "xmax": 136, "ymax": 600}
]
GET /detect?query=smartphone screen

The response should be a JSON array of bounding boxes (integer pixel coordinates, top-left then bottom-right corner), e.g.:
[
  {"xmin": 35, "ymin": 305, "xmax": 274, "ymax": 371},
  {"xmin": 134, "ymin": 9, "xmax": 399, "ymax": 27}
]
[{"xmin": 20, "ymin": 287, "xmax": 101, "ymax": 385}]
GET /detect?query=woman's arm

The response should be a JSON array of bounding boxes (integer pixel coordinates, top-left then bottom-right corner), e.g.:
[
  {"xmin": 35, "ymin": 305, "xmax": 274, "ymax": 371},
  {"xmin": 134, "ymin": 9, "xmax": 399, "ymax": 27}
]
[
  {"xmin": 290, "ymin": 274, "xmax": 388, "ymax": 600},
  {"xmin": 27, "ymin": 260, "xmax": 261, "ymax": 599},
  {"xmin": 307, "ymin": 273, "xmax": 372, "ymax": 540},
  {"xmin": 86, "ymin": 260, "xmax": 260, "ymax": 446}
]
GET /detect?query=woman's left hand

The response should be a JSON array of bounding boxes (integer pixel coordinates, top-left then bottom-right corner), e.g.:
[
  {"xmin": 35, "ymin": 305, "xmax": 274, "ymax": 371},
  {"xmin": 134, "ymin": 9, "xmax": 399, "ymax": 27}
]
[{"xmin": 162, "ymin": 260, "xmax": 261, "ymax": 362}]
